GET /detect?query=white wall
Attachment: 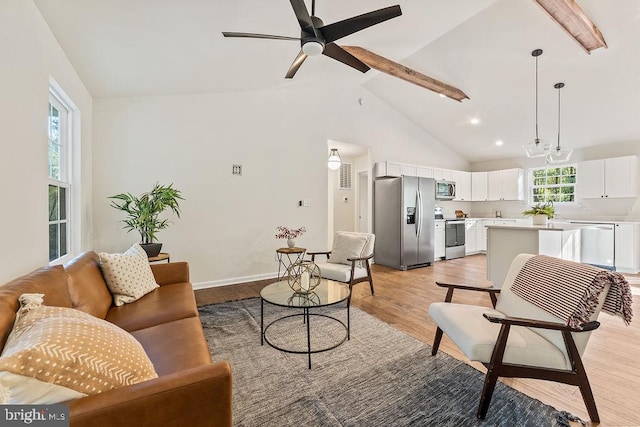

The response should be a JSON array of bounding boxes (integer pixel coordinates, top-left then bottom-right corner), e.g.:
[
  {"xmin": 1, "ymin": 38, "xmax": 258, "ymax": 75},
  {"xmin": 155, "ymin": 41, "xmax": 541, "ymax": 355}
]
[
  {"xmin": 0, "ymin": 0, "xmax": 92, "ymax": 283},
  {"xmin": 332, "ymin": 156, "xmax": 355, "ymax": 234},
  {"xmin": 92, "ymin": 85, "xmax": 469, "ymax": 287},
  {"xmin": 470, "ymin": 140, "xmax": 640, "ymax": 221}
]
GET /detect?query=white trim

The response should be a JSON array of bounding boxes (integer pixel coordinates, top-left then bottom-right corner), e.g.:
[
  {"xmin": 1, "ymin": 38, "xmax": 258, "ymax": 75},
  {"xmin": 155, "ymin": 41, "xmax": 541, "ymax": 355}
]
[
  {"xmin": 48, "ymin": 77, "xmax": 81, "ymax": 264},
  {"xmin": 192, "ymin": 271, "xmax": 280, "ymax": 290}
]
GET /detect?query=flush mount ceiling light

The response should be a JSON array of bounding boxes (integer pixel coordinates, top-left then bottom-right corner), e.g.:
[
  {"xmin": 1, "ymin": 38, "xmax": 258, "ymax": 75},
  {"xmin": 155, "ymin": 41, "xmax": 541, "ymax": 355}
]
[
  {"xmin": 533, "ymin": 0, "xmax": 607, "ymax": 54},
  {"xmin": 546, "ymin": 82, "xmax": 573, "ymax": 164},
  {"xmin": 523, "ymin": 49, "xmax": 551, "ymax": 158},
  {"xmin": 328, "ymin": 148, "xmax": 342, "ymax": 170}
]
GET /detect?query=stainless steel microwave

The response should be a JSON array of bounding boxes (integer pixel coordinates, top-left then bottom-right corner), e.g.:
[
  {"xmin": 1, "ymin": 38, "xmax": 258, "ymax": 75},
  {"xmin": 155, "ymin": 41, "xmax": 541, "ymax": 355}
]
[{"xmin": 435, "ymin": 180, "xmax": 456, "ymax": 200}]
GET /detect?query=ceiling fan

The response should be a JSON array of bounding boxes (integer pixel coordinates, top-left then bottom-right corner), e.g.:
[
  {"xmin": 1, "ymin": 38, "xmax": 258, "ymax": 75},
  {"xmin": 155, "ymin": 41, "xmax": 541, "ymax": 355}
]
[{"xmin": 222, "ymin": 0, "xmax": 402, "ymax": 78}]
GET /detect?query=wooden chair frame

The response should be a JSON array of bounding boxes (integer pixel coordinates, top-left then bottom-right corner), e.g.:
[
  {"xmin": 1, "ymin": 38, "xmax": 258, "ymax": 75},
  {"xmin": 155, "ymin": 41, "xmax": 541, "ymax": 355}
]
[
  {"xmin": 430, "ymin": 281, "xmax": 601, "ymax": 423},
  {"xmin": 307, "ymin": 251, "xmax": 375, "ymax": 297}
]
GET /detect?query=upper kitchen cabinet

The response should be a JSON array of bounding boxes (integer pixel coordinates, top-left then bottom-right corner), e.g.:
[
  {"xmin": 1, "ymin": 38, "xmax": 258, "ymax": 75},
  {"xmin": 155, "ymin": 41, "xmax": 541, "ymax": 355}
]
[
  {"xmin": 374, "ymin": 161, "xmax": 402, "ymax": 178},
  {"xmin": 433, "ymin": 168, "xmax": 454, "ymax": 181},
  {"xmin": 487, "ymin": 168, "xmax": 524, "ymax": 201},
  {"xmin": 452, "ymin": 170, "xmax": 471, "ymax": 201},
  {"xmin": 576, "ymin": 155, "xmax": 638, "ymax": 199},
  {"xmin": 416, "ymin": 166, "xmax": 434, "ymax": 178},
  {"xmin": 471, "ymin": 172, "xmax": 488, "ymax": 201}
]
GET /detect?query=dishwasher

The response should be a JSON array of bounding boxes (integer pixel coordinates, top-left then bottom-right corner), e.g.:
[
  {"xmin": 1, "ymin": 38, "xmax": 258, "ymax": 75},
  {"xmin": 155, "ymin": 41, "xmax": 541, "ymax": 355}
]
[{"xmin": 569, "ymin": 221, "xmax": 615, "ymax": 270}]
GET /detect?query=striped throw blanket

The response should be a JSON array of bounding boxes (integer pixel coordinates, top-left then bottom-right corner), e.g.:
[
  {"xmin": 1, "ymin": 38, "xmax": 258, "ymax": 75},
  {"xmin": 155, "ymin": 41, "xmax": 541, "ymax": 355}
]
[{"xmin": 511, "ymin": 255, "xmax": 633, "ymax": 328}]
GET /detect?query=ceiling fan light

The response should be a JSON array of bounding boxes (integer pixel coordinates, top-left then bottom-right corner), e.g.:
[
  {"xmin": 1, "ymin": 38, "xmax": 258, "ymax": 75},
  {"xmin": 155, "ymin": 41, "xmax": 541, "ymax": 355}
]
[
  {"xmin": 302, "ymin": 41, "xmax": 324, "ymax": 56},
  {"xmin": 328, "ymin": 148, "xmax": 342, "ymax": 170}
]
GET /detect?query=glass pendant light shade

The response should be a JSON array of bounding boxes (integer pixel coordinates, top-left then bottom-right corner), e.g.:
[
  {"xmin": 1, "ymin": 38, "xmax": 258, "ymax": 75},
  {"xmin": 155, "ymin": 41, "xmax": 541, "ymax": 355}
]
[
  {"xmin": 327, "ymin": 148, "xmax": 342, "ymax": 170},
  {"xmin": 546, "ymin": 82, "xmax": 573, "ymax": 164},
  {"xmin": 524, "ymin": 139, "xmax": 551, "ymax": 158},
  {"xmin": 523, "ymin": 49, "xmax": 551, "ymax": 158}
]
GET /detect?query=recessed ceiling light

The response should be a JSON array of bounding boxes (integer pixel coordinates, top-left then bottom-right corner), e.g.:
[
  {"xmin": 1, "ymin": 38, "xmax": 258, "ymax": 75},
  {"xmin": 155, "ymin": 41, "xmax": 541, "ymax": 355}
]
[
  {"xmin": 470, "ymin": 118, "xmax": 480, "ymax": 125},
  {"xmin": 495, "ymin": 140, "xmax": 504, "ymax": 146},
  {"xmin": 439, "ymin": 94, "xmax": 447, "ymax": 98}
]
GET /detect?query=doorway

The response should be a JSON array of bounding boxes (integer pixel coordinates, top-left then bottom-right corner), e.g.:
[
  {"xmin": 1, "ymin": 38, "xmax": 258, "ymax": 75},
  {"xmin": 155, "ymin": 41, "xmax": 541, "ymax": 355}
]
[{"xmin": 327, "ymin": 140, "xmax": 372, "ymax": 243}]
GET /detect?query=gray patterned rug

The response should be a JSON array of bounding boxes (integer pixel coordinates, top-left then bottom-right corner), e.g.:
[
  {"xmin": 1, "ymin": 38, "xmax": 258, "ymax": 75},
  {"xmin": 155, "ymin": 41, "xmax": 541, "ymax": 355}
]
[{"xmin": 199, "ymin": 298, "xmax": 581, "ymax": 427}]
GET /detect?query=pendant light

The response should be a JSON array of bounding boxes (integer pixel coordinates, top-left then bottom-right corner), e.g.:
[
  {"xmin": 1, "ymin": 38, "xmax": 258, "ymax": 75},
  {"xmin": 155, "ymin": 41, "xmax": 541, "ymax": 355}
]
[
  {"xmin": 546, "ymin": 82, "xmax": 573, "ymax": 163},
  {"xmin": 327, "ymin": 148, "xmax": 342, "ymax": 170},
  {"xmin": 523, "ymin": 49, "xmax": 551, "ymax": 158}
]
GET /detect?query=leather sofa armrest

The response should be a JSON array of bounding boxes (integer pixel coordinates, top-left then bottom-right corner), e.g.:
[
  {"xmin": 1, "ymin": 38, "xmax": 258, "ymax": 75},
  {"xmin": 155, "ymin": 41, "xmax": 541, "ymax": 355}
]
[
  {"xmin": 150, "ymin": 262, "xmax": 190, "ymax": 286},
  {"xmin": 69, "ymin": 361, "xmax": 232, "ymax": 427}
]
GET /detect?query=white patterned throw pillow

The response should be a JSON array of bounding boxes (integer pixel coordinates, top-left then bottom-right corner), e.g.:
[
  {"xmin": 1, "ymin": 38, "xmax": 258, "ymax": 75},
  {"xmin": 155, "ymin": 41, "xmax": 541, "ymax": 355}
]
[
  {"xmin": 0, "ymin": 295, "xmax": 157, "ymax": 404},
  {"xmin": 99, "ymin": 244, "xmax": 159, "ymax": 306}
]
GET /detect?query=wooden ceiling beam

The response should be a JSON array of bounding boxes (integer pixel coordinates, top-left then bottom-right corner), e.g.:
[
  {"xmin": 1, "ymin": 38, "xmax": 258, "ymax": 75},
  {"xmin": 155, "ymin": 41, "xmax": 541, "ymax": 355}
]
[
  {"xmin": 342, "ymin": 46, "xmax": 469, "ymax": 102},
  {"xmin": 533, "ymin": 0, "xmax": 607, "ymax": 54}
]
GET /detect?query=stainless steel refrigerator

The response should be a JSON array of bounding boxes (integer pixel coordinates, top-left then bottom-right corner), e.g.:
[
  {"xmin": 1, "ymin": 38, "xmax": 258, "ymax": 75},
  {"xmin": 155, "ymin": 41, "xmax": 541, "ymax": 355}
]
[{"xmin": 374, "ymin": 176, "xmax": 435, "ymax": 270}]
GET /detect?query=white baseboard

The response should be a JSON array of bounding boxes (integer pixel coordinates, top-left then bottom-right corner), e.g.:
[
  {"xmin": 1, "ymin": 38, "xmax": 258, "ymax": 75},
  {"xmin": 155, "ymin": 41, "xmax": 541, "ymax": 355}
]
[{"xmin": 192, "ymin": 271, "xmax": 279, "ymax": 290}]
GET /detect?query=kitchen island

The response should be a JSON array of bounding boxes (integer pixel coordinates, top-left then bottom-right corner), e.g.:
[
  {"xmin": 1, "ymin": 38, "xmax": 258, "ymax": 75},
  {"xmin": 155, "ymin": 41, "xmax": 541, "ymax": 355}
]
[{"xmin": 486, "ymin": 222, "xmax": 591, "ymax": 286}]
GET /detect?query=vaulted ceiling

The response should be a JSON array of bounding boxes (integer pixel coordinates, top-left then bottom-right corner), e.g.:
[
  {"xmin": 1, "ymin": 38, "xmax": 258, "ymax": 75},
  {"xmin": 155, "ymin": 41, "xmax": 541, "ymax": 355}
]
[{"xmin": 34, "ymin": 0, "xmax": 640, "ymax": 162}]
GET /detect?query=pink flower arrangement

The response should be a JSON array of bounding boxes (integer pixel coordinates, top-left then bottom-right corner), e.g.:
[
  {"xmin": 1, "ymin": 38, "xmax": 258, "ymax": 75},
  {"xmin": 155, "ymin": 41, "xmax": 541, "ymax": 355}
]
[{"xmin": 275, "ymin": 226, "xmax": 306, "ymax": 239}]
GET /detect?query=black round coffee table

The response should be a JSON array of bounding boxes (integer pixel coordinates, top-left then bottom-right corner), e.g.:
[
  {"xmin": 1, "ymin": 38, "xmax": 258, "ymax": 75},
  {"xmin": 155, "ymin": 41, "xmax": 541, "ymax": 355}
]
[{"xmin": 260, "ymin": 279, "xmax": 350, "ymax": 369}]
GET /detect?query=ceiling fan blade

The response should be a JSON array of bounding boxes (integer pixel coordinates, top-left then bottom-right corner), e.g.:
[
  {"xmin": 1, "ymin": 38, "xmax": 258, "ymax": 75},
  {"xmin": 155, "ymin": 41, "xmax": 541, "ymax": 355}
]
[
  {"xmin": 322, "ymin": 43, "xmax": 370, "ymax": 73},
  {"xmin": 319, "ymin": 5, "xmax": 402, "ymax": 44},
  {"xmin": 222, "ymin": 32, "xmax": 300, "ymax": 41},
  {"xmin": 285, "ymin": 51, "xmax": 308, "ymax": 79},
  {"xmin": 289, "ymin": 0, "xmax": 317, "ymax": 35}
]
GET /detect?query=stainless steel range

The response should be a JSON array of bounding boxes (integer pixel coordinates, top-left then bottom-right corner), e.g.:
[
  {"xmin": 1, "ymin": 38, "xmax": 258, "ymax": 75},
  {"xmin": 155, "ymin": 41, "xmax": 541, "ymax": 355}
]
[{"xmin": 445, "ymin": 219, "xmax": 466, "ymax": 260}]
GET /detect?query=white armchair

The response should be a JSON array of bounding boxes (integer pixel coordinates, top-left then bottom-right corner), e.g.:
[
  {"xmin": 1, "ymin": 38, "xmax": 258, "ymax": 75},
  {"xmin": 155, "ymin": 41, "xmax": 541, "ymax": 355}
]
[
  {"xmin": 308, "ymin": 232, "xmax": 375, "ymax": 297},
  {"xmin": 429, "ymin": 253, "xmax": 633, "ymax": 423}
]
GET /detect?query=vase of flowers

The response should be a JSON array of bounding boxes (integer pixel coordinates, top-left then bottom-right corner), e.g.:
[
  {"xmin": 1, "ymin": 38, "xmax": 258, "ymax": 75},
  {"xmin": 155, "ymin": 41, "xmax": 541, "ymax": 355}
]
[{"xmin": 276, "ymin": 226, "xmax": 306, "ymax": 248}]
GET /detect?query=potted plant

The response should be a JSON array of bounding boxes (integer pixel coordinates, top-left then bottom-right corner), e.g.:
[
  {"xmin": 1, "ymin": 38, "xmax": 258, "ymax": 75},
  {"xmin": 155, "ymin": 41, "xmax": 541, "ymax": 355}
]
[
  {"xmin": 523, "ymin": 202, "xmax": 554, "ymax": 226},
  {"xmin": 109, "ymin": 183, "xmax": 184, "ymax": 257}
]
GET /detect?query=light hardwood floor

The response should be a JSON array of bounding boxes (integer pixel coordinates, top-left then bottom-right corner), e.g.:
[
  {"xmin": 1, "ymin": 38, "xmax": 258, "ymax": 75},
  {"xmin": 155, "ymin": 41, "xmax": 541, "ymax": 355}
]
[{"xmin": 195, "ymin": 254, "xmax": 640, "ymax": 427}]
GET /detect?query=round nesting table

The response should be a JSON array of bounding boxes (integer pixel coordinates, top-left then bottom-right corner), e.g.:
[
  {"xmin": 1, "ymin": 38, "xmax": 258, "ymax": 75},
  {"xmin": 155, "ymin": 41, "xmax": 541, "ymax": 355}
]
[{"xmin": 260, "ymin": 279, "xmax": 350, "ymax": 369}]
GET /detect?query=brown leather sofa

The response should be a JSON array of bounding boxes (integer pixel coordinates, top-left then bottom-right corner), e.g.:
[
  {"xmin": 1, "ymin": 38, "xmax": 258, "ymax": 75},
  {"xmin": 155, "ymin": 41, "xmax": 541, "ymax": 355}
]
[{"xmin": 0, "ymin": 251, "xmax": 232, "ymax": 427}]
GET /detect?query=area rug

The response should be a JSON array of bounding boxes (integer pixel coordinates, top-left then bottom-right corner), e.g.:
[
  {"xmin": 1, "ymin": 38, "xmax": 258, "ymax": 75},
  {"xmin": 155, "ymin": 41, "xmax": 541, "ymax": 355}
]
[{"xmin": 199, "ymin": 298, "xmax": 582, "ymax": 427}]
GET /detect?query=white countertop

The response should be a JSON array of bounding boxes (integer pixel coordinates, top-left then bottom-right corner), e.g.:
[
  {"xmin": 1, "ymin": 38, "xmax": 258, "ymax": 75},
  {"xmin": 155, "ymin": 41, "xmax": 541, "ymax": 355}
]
[{"xmin": 485, "ymin": 223, "xmax": 588, "ymax": 231}]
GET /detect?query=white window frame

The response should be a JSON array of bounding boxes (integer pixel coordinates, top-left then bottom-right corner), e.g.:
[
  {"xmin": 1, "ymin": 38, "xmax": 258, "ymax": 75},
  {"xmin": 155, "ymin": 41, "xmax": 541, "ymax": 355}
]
[
  {"xmin": 529, "ymin": 164, "xmax": 577, "ymax": 204},
  {"xmin": 48, "ymin": 80, "xmax": 79, "ymax": 265}
]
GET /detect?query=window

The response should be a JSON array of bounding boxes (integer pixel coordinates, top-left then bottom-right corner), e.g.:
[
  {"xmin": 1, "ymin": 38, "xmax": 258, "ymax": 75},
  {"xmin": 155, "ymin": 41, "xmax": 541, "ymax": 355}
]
[
  {"xmin": 48, "ymin": 91, "xmax": 71, "ymax": 262},
  {"xmin": 530, "ymin": 165, "xmax": 576, "ymax": 203}
]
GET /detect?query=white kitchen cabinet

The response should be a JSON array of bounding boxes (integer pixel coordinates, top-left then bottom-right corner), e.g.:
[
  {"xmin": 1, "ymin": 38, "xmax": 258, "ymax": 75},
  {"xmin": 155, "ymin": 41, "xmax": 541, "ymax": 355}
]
[
  {"xmin": 375, "ymin": 161, "xmax": 402, "ymax": 178},
  {"xmin": 433, "ymin": 168, "xmax": 454, "ymax": 181},
  {"xmin": 476, "ymin": 219, "xmax": 494, "ymax": 252},
  {"xmin": 416, "ymin": 165, "xmax": 434, "ymax": 178},
  {"xmin": 465, "ymin": 219, "xmax": 478, "ymax": 254},
  {"xmin": 577, "ymin": 156, "xmax": 638, "ymax": 199},
  {"xmin": 471, "ymin": 172, "xmax": 488, "ymax": 201},
  {"xmin": 487, "ymin": 168, "xmax": 524, "ymax": 201},
  {"xmin": 435, "ymin": 220, "xmax": 445, "ymax": 260},
  {"xmin": 452, "ymin": 170, "xmax": 472, "ymax": 201},
  {"xmin": 401, "ymin": 163, "xmax": 417, "ymax": 177},
  {"xmin": 615, "ymin": 223, "xmax": 640, "ymax": 273}
]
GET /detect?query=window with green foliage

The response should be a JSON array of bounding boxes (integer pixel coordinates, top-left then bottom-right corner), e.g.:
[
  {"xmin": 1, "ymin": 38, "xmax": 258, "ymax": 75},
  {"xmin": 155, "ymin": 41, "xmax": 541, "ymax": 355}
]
[
  {"xmin": 48, "ymin": 91, "xmax": 70, "ymax": 262},
  {"xmin": 530, "ymin": 166, "xmax": 576, "ymax": 203}
]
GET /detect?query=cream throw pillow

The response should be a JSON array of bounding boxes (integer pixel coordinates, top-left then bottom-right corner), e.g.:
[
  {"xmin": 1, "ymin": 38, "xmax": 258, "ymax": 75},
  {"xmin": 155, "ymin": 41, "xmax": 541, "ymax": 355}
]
[
  {"xmin": 99, "ymin": 243, "xmax": 159, "ymax": 306},
  {"xmin": 0, "ymin": 296, "xmax": 158, "ymax": 404},
  {"xmin": 328, "ymin": 233, "xmax": 369, "ymax": 266}
]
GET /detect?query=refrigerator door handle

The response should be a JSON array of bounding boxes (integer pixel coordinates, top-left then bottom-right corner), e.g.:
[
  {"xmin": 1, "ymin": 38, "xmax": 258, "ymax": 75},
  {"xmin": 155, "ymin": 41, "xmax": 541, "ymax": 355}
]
[{"xmin": 416, "ymin": 190, "xmax": 423, "ymax": 238}]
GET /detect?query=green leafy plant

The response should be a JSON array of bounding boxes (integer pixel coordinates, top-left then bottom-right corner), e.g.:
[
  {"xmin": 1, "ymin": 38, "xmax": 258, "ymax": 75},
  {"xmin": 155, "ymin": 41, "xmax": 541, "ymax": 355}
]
[
  {"xmin": 523, "ymin": 202, "xmax": 555, "ymax": 219},
  {"xmin": 109, "ymin": 183, "xmax": 184, "ymax": 244}
]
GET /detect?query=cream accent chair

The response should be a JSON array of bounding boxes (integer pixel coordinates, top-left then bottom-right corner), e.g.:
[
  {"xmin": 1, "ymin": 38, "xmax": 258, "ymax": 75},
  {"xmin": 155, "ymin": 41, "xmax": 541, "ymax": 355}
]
[
  {"xmin": 308, "ymin": 232, "xmax": 375, "ymax": 298},
  {"xmin": 429, "ymin": 253, "xmax": 608, "ymax": 423}
]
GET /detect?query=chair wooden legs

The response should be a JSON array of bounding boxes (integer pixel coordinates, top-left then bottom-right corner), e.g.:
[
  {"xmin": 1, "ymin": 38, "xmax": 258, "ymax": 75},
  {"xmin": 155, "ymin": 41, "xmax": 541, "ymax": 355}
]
[
  {"xmin": 431, "ymin": 327, "xmax": 443, "ymax": 356},
  {"xmin": 477, "ymin": 323, "xmax": 511, "ymax": 420},
  {"xmin": 562, "ymin": 330, "xmax": 600, "ymax": 423}
]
